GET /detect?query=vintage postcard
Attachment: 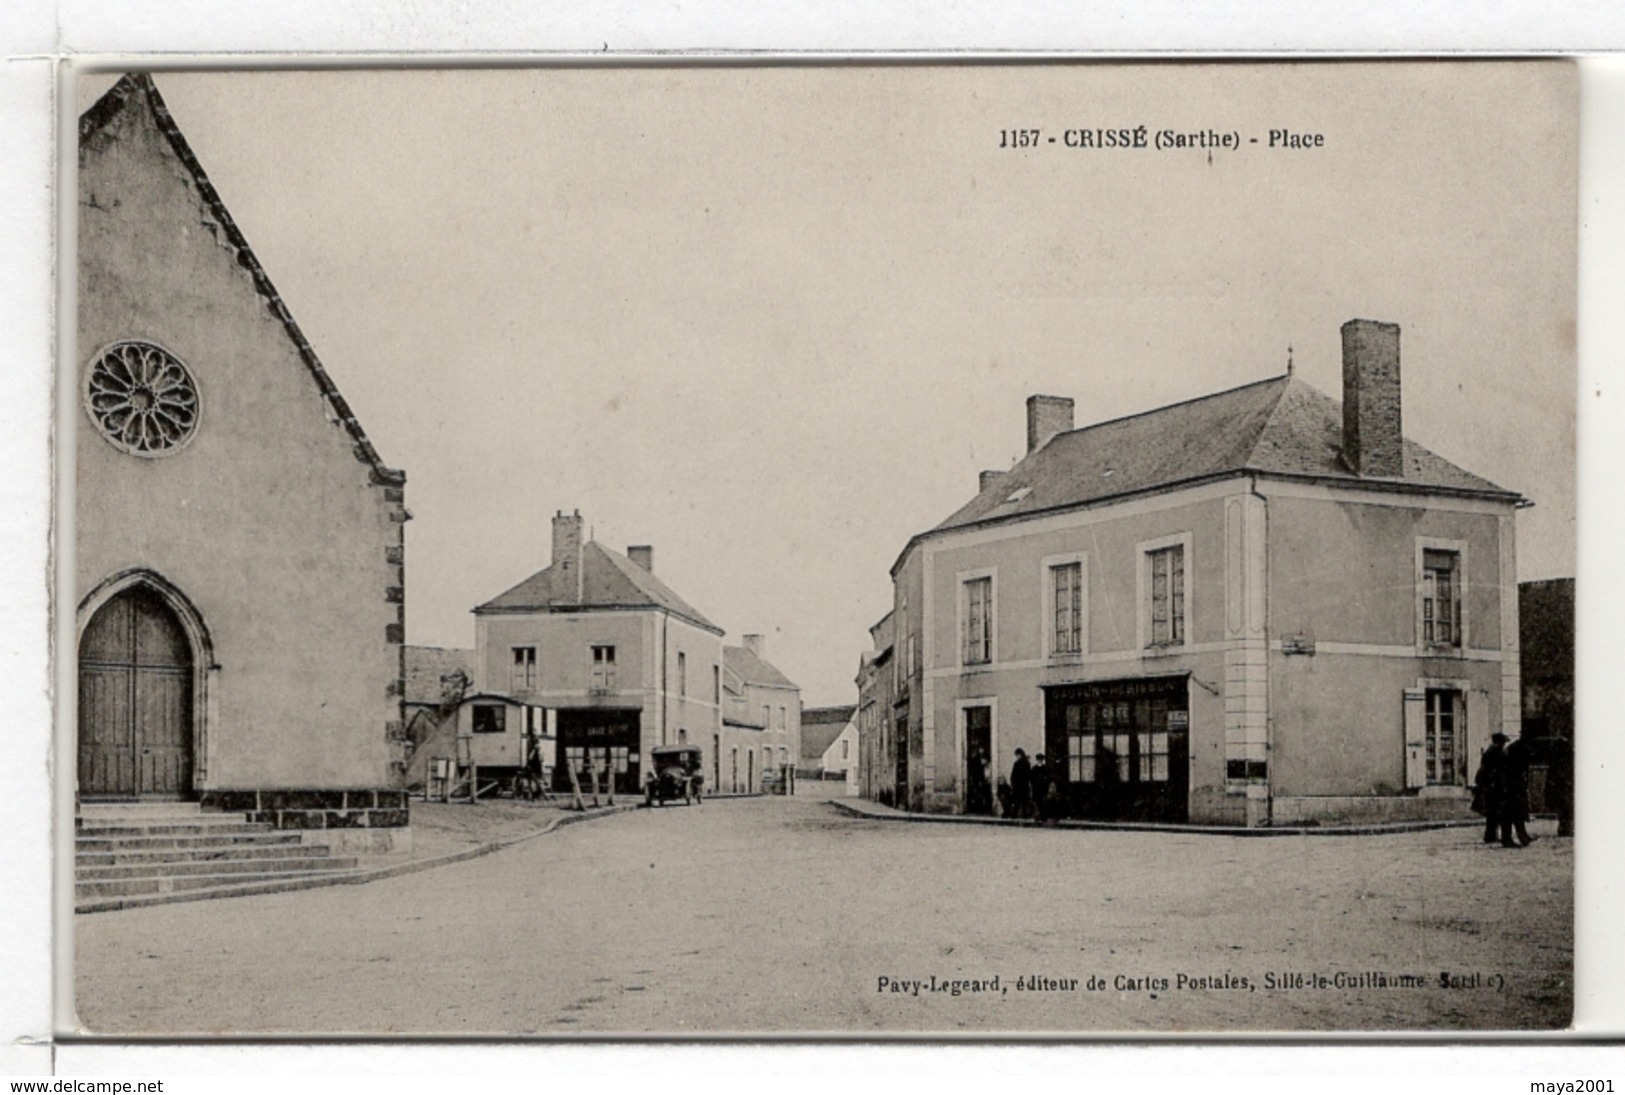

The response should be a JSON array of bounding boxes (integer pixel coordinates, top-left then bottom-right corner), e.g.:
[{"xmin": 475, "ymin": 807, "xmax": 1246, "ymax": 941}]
[{"xmin": 65, "ymin": 60, "xmax": 1576, "ymax": 1036}]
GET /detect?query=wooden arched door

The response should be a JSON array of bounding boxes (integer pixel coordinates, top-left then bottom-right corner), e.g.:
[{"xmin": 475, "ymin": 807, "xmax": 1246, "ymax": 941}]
[{"xmin": 78, "ymin": 586, "xmax": 195, "ymax": 798}]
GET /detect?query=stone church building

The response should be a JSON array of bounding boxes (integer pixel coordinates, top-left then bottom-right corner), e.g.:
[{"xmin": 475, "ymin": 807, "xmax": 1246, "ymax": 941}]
[{"xmin": 75, "ymin": 75, "xmax": 410, "ymax": 842}]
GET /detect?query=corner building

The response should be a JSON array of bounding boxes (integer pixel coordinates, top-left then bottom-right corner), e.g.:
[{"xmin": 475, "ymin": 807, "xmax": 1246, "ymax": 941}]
[{"xmin": 886, "ymin": 320, "xmax": 1523, "ymax": 826}]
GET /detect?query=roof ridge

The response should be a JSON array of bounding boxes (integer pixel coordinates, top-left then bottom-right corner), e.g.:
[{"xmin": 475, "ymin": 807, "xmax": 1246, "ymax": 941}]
[
  {"xmin": 81, "ymin": 73, "xmax": 404, "ymax": 487},
  {"xmin": 1055, "ymin": 372, "xmax": 1290, "ymax": 444},
  {"xmin": 1239, "ymin": 372, "xmax": 1314, "ymax": 470}
]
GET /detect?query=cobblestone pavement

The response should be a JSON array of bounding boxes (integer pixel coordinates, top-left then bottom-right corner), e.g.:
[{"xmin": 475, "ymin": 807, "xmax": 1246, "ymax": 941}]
[{"xmin": 75, "ymin": 796, "xmax": 1571, "ymax": 1035}]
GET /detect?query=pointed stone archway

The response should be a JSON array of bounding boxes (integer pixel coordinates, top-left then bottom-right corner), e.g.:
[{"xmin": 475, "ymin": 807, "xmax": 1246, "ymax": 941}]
[{"xmin": 77, "ymin": 570, "xmax": 214, "ymax": 799}]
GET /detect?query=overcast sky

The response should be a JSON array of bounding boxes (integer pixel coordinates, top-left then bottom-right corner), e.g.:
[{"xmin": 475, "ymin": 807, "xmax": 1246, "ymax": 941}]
[{"xmin": 79, "ymin": 63, "xmax": 1577, "ymax": 704}]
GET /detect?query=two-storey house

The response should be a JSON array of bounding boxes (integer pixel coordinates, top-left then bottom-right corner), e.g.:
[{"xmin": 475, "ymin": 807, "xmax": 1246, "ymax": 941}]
[
  {"xmin": 887, "ymin": 319, "xmax": 1524, "ymax": 826},
  {"xmin": 721, "ymin": 635, "xmax": 801, "ymax": 792},
  {"xmin": 473, "ymin": 511, "xmax": 725, "ymax": 796}
]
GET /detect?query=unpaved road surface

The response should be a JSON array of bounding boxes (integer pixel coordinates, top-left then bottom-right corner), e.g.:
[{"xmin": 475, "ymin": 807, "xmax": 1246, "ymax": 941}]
[{"xmin": 76, "ymin": 797, "xmax": 1571, "ymax": 1034}]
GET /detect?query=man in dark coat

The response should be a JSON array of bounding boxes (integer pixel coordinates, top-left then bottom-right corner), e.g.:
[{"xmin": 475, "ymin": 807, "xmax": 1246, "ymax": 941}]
[
  {"xmin": 1504, "ymin": 734, "xmax": 1537, "ymax": 846},
  {"xmin": 1030, "ymin": 754, "xmax": 1050, "ymax": 822},
  {"xmin": 1010, "ymin": 748, "xmax": 1032, "ymax": 820},
  {"xmin": 1546, "ymin": 732, "xmax": 1574, "ymax": 837},
  {"xmin": 1474, "ymin": 733, "xmax": 1520, "ymax": 847}
]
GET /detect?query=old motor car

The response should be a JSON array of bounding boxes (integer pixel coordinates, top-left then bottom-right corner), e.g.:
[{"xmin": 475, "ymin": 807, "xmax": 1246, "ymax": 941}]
[{"xmin": 645, "ymin": 745, "xmax": 705, "ymax": 806}]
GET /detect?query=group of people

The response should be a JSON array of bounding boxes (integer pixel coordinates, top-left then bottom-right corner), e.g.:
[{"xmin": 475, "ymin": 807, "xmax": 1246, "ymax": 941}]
[
  {"xmin": 1472, "ymin": 731, "xmax": 1574, "ymax": 846},
  {"xmin": 997, "ymin": 747, "xmax": 1063, "ymax": 822}
]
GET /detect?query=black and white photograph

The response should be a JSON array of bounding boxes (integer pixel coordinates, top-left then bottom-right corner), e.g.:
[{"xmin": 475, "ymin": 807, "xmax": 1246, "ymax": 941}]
[{"xmin": 62, "ymin": 60, "xmax": 1577, "ymax": 1036}]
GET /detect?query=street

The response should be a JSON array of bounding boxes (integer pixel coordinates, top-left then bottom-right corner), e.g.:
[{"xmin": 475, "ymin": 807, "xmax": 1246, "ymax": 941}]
[{"xmin": 75, "ymin": 797, "xmax": 1572, "ymax": 1034}]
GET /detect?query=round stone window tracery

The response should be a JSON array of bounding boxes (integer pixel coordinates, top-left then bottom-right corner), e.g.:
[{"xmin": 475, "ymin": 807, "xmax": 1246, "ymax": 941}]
[{"xmin": 84, "ymin": 340, "xmax": 201, "ymax": 457}]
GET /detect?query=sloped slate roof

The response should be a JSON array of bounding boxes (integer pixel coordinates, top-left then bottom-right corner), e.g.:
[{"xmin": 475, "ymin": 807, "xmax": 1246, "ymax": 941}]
[
  {"xmin": 80, "ymin": 74, "xmax": 404, "ymax": 487},
  {"xmin": 724, "ymin": 644, "xmax": 798, "ymax": 690},
  {"xmin": 476, "ymin": 541, "xmax": 722, "ymax": 634},
  {"xmin": 800, "ymin": 706, "xmax": 854, "ymax": 762},
  {"xmin": 918, "ymin": 375, "xmax": 1519, "ymax": 563}
]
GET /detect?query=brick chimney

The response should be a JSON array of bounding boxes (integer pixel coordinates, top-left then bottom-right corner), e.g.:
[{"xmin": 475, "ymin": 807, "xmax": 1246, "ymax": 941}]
[
  {"xmin": 1026, "ymin": 395, "xmax": 1074, "ymax": 455},
  {"xmin": 552, "ymin": 510, "xmax": 584, "ymax": 600},
  {"xmin": 627, "ymin": 545, "xmax": 653, "ymax": 572},
  {"xmin": 743, "ymin": 633, "xmax": 765, "ymax": 658},
  {"xmin": 1341, "ymin": 319, "xmax": 1404, "ymax": 478},
  {"xmin": 979, "ymin": 469, "xmax": 1009, "ymax": 493}
]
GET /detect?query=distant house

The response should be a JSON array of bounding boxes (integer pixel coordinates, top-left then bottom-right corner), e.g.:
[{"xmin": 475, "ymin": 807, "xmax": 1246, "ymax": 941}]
[
  {"xmin": 1520, "ymin": 578, "xmax": 1575, "ymax": 742},
  {"xmin": 471, "ymin": 510, "xmax": 727, "ymax": 797},
  {"xmin": 403, "ymin": 645, "xmax": 474, "ymax": 744},
  {"xmin": 722, "ymin": 635, "xmax": 801, "ymax": 791},
  {"xmin": 801, "ymin": 705, "xmax": 859, "ymax": 793},
  {"xmin": 881, "ymin": 319, "xmax": 1525, "ymax": 825},
  {"xmin": 855, "ymin": 610, "xmax": 899, "ymax": 805}
]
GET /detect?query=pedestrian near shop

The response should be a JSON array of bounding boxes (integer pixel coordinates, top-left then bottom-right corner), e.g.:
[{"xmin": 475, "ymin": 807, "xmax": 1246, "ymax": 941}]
[
  {"xmin": 1010, "ymin": 748, "xmax": 1033, "ymax": 820},
  {"xmin": 1546, "ymin": 731, "xmax": 1574, "ymax": 837},
  {"xmin": 1504, "ymin": 734, "xmax": 1537, "ymax": 846},
  {"xmin": 1473, "ymin": 733, "xmax": 1518, "ymax": 848},
  {"xmin": 1029, "ymin": 754, "xmax": 1048, "ymax": 821}
]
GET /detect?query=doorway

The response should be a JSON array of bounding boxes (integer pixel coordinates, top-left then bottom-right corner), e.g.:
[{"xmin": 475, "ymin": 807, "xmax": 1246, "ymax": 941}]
[
  {"xmin": 78, "ymin": 585, "xmax": 196, "ymax": 798},
  {"xmin": 963, "ymin": 705, "xmax": 993, "ymax": 815}
]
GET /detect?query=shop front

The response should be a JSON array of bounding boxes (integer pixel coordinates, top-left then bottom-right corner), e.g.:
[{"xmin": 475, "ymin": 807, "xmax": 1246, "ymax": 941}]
[
  {"xmin": 554, "ymin": 708, "xmax": 642, "ymax": 796},
  {"xmin": 1043, "ymin": 675, "xmax": 1190, "ymax": 823}
]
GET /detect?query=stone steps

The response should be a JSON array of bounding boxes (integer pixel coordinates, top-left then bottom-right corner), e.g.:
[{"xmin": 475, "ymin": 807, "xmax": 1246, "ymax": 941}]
[
  {"xmin": 76, "ymin": 831, "xmax": 305, "ymax": 853},
  {"xmin": 75, "ymin": 866, "xmax": 367, "ymax": 901},
  {"xmin": 73, "ymin": 803, "xmax": 364, "ymax": 912}
]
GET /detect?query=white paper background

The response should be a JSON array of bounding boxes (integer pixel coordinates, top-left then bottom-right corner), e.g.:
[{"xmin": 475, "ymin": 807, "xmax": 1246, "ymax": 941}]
[{"xmin": 4, "ymin": 0, "xmax": 1624, "ymax": 1083}]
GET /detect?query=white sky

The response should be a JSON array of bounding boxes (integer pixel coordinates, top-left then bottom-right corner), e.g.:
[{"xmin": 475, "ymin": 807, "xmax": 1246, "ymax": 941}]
[{"xmin": 78, "ymin": 63, "xmax": 1577, "ymax": 704}]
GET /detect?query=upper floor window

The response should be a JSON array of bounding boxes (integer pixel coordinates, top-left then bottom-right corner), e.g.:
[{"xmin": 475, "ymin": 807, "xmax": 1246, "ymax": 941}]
[
  {"xmin": 762, "ymin": 704, "xmax": 771, "ymax": 728},
  {"xmin": 1038, "ymin": 552, "xmax": 1090, "ymax": 657},
  {"xmin": 777, "ymin": 706, "xmax": 787, "ymax": 730},
  {"xmin": 1146, "ymin": 544, "xmax": 1185, "ymax": 648},
  {"xmin": 678, "ymin": 651, "xmax": 687, "ymax": 698},
  {"xmin": 511, "ymin": 646, "xmax": 536, "ymax": 692},
  {"xmin": 590, "ymin": 644, "xmax": 616, "ymax": 690},
  {"xmin": 962, "ymin": 575, "xmax": 993, "ymax": 666},
  {"xmin": 1422, "ymin": 549, "xmax": 1461, "ymax": 648},
  {"xmin": 713, "ymin": 665, "xmax": 721, "ymax": 704}
]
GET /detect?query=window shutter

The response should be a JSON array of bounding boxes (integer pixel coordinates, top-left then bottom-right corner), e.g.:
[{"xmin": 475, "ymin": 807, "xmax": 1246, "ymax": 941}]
[{"xmin": 1402, "ymin": 688, "xmax": 1427, "ymax": 789}]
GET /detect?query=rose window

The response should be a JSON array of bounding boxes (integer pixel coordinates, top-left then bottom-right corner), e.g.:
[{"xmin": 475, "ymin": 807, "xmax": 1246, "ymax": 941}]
[{"xmin": 84, "ymin": 341, "xmax": 200, "ymax": 456}]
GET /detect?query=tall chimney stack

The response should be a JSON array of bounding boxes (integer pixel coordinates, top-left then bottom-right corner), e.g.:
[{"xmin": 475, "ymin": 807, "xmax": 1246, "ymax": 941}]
[
  {"xmin": 1026, "ymin": 395, "xmax": 1075, "ymax": 455},
  {"xmin": 627, "ymin": 545, "xmax": 653, "ymax": 572},
  {"xmin": 1341, "ymin": 319, "xmax": 1404, "ymax": 478},
  {"xmin": 743, "ymin": 633, "xmax": 765, "ymax": 658},
  {"xmin": 552, "ymin": 510, "xmax": 584, "ymax": 601}
]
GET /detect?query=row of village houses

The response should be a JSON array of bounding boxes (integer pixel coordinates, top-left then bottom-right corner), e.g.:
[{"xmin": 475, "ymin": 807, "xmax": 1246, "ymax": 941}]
[{"xmin": 73, "ymin": 73, "xmax": 1569, "ymax": 845}]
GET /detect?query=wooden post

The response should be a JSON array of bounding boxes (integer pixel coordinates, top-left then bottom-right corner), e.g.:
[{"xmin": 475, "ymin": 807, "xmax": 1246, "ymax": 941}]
[
  {"xmin": 588, "ymin": 756, "xmax": 601, "ymax": 808},
  {"xmin": 567, "ymin": 754, "xmax": 585, "ymax": 811}
]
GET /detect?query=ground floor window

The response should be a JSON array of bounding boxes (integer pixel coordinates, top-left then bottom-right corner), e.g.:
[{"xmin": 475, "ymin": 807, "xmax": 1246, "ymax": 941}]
[{"xmin": 1425, "ymin": 688, "xmax": 1465, "ymax": 785}]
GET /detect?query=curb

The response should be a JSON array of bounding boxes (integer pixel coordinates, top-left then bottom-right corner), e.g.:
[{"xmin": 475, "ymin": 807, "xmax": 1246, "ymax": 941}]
[
  {"xmin": 826, "ymin": 799, "xmax": 1483, "ymax": 837},
  {"xmin": 75, "ymin": 804, "xmax": 637, "ymax": 914}
]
